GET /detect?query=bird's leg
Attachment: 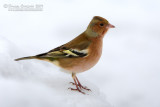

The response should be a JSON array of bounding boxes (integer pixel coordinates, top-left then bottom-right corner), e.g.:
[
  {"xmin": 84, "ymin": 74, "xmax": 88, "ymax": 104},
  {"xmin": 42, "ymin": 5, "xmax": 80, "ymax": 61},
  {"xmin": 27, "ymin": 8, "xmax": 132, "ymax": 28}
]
[
  {"xmin": 70, "ymin": 75, "xmax": 91, "ymax": 91},
  {"xmin": 69, "ymin": 73, "xmax": 78, "ymax": 86},
  {"xmin": 68, "ymin": 73, "xmax": 85, "ymax": 94},
  {"xmin": 75, "ymin": 76, "xmax": 91, "ymax": 91}
]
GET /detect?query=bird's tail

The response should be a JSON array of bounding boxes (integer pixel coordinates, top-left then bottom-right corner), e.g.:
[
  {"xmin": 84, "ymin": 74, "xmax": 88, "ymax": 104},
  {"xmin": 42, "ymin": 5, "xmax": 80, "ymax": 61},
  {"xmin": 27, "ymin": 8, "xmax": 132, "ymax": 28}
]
[{"xmin": 15, "ymin": 56, "xmax": 37, "ymax": 61}]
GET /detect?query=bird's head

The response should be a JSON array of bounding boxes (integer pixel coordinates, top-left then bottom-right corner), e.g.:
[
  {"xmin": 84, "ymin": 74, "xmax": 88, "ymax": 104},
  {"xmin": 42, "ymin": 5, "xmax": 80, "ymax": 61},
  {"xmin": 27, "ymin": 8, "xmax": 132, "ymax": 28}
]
[{"xmin": 85, "ymin": 16, "xmax": 115, "ymax": 38}]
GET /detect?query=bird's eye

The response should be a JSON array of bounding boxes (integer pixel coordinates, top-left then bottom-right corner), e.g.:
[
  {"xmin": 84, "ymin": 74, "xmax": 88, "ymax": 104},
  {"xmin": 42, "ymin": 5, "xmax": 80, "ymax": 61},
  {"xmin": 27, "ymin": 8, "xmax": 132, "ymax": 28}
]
[{"xmin": 100, "ymin": 23, "xmax": 104, "ymax": 27}]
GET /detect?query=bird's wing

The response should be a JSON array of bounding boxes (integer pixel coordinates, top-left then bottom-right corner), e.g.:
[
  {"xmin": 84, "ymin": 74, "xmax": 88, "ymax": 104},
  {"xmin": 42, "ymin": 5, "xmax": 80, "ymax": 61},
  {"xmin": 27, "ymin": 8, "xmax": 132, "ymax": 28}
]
[{"xmin": 36, "ymin": 41, "xmax": 91, "ymax": 59}]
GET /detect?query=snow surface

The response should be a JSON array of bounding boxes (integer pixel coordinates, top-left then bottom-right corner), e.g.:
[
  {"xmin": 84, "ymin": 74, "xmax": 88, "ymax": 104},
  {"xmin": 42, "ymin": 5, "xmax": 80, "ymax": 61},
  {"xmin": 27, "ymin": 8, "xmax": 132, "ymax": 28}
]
[{"xmin": 0, "ymin": 0, "xmax": 160, "ymax": 107}]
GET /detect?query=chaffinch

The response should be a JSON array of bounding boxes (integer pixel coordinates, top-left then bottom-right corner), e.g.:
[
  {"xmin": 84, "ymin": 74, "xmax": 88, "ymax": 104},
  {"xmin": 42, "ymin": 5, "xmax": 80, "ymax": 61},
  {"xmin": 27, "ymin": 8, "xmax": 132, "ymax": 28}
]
[{"xmin": 15, "ymin": 16, "xmax": 115, "ymax": 94}]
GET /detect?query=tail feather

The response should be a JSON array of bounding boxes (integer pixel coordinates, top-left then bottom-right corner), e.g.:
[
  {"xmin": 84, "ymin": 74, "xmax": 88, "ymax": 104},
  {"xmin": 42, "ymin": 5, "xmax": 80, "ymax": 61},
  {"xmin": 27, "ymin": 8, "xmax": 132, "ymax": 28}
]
[{"xmin": 15, "ymin": 56, "xmax": 36, "ymax": 61}]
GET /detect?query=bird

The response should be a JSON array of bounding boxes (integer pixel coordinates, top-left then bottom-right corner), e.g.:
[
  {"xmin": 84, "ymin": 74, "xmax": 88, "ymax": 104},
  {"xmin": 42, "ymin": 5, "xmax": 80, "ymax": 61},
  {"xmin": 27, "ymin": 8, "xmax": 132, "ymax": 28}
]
[{"xmin": 15, "ymin": 16, "xmax": 115, "ymax": 94}]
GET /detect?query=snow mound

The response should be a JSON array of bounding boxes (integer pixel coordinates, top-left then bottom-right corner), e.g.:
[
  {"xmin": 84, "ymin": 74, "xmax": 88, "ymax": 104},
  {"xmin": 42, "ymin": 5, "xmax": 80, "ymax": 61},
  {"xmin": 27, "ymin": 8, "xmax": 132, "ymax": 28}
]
[{"xmin": 0, "ymin": 37, "xmax": 111, "ymax": 107}]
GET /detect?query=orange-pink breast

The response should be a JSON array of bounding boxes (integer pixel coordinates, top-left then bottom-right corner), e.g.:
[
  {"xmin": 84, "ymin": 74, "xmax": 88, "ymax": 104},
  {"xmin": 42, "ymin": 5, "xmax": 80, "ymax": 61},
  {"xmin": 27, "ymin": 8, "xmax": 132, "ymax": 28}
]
[{"xmin": 58, "ymin": 38, "xmax": 103, "ymax": 73}]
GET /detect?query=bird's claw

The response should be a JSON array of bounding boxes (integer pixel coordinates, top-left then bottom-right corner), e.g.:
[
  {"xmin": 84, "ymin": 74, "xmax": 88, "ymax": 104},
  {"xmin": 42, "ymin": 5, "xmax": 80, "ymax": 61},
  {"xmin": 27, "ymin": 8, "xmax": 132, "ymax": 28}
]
[
  {"xmin": 69, "ymin": 82, "xmax": 75, "ymax": 85},
  {"xmin": 69, "ymin": 82, "xmax": 91, "ymax": 91},
  {"xmin": 68, "ymin": 87, "xmax": 85, "ymax": 94},
  {"xmin": 81, "ymin": 86, "xmax": 91, "ymax": 91}
]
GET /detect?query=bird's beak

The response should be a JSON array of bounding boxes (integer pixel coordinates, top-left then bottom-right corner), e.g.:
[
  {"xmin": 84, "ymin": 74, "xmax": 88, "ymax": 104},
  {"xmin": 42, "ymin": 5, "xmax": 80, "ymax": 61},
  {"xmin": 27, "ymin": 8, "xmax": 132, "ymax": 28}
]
[{"xmin": 107, "ymin": 23, "xmax": 115, "ymax": 28}]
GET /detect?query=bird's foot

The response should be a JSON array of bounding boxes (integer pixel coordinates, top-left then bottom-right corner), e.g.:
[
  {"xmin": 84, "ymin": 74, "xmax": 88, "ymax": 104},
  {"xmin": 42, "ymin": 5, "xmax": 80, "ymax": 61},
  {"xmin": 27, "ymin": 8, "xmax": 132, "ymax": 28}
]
[
  {"xmin": 69, "ymin": 82, "xmax": 91, "ymax": 91},
  {"xmin": 69, "ymin": 82, "xmax": 75, "ymax": 85},
  {"xmin": 78, "ymin": 85, "xmax": 91, "ymax": 91},
  {"xmin": 68, "ymin": 87, "xmax": 85, "ymax": 94}
]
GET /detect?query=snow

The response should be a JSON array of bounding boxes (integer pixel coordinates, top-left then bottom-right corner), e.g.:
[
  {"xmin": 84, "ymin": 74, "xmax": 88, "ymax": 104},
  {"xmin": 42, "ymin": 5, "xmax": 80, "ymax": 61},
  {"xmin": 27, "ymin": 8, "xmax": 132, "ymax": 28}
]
[{"xmin": 0, "ymin": 0, "xmax": 160, "ymax": 107}]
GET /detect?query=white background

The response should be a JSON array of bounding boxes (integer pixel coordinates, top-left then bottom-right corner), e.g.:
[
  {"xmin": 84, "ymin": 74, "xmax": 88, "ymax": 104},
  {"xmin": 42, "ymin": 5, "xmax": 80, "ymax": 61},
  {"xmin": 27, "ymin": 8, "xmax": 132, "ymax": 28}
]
[{"xmin": 0, "ymin": 0, "xmax": 160, "ymax": 107}]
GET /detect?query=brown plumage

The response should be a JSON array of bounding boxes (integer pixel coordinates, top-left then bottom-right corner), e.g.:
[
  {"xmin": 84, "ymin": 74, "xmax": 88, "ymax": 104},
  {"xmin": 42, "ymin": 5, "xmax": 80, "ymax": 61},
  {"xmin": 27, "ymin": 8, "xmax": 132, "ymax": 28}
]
[{"xmin": 15, "ymin": 16, "xmax": 115, "ymax": 94}]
